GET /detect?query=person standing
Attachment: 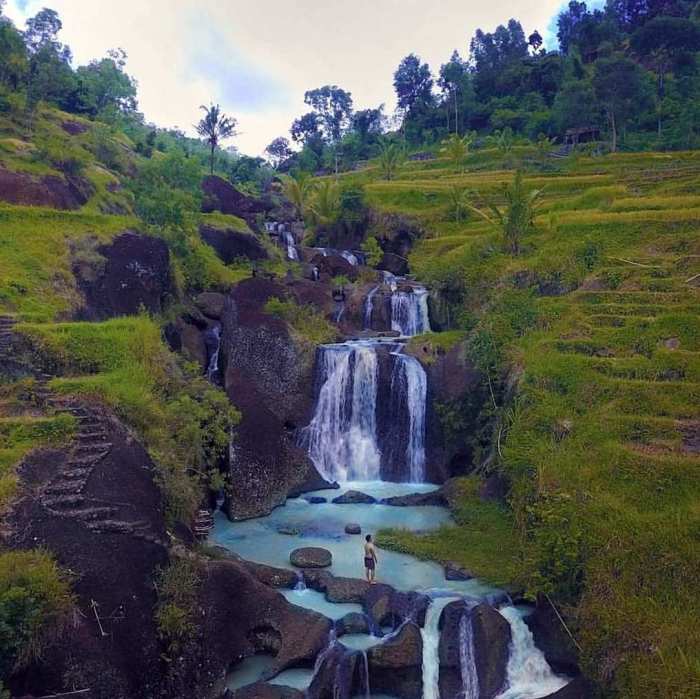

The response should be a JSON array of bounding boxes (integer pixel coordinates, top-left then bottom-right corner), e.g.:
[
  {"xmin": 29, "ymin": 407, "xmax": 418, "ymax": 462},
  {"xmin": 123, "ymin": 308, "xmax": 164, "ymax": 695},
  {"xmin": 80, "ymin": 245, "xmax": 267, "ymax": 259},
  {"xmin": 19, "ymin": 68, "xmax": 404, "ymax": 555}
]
[{"xmin": 364, "ymin": 534, "xmax": 378, "ymax": 583}]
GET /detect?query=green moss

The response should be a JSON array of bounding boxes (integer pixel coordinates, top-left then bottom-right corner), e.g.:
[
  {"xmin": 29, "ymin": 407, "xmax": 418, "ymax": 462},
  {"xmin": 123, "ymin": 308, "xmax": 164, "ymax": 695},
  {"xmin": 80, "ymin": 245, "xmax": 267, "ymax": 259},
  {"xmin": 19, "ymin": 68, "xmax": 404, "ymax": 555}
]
[{"xmin": 264, "ymin": 296, "xmax": 337, "ymax": 345}]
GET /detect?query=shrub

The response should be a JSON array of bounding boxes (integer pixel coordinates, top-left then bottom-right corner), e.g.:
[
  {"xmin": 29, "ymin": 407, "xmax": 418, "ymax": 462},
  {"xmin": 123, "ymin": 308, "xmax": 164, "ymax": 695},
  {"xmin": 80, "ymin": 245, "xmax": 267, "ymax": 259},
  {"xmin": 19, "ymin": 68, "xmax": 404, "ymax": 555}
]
[
  {"xmin": 264, "ymin": 296, "xmax": 336, "ymax": 345},
  {"xmin": 155, "ymin": 558, "xmax": 199, "ymax": 654}
]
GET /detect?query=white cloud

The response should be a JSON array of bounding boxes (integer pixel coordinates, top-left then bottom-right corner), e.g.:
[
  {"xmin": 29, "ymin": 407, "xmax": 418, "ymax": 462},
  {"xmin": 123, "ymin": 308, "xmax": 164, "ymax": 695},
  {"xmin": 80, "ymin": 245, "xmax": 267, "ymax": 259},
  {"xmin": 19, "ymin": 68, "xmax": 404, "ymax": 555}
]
[{"xmin": 7, "ymin": 0, "xmax": 565, "ymax": 155}]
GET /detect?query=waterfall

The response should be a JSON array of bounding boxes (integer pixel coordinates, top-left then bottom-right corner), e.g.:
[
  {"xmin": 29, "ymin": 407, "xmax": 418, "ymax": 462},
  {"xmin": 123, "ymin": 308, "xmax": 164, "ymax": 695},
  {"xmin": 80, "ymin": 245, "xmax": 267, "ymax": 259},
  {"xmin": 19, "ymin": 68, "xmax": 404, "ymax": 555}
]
[
  {"xmin": 340, "ymin": 250, "xmax": 359, "ymax": 266},
  {"xmin": 301, "ymin": 343, "xmax": 382, "ymax": 482},
  {"xmin": 283, "ymin": 230, "xmax": 299, "ymax": 261},
  {"xmin": 357, "ymin": 650, "xmax": 370, "ymax": 699},
  {"xmin": 390, "ymin": 354, "xmax": 427, "ymax": 482},
  {"xmin": 363, "ymin": 286, "xmax": 380, "ymax": 330},
  {"xmin": 496, "ymin": 607, "xmax": 568, "ymax": 699},
  {"xmin": 295, "ymin": 571, "xmax": 306, "ymax": 591},
  {"xmin": 391, "ymin": 286, "xmax": 431, "ymax": 336},
  {"xmin": 205, "ymin": 325, "xmax": 221, "ymax": 382},
  {"xmin": 422, "ymin": 597, "xmax": 456, "ymax": 699},
  {"xmin": 459, "ymin": 611, "xmax": 479, "ymax": 699}
]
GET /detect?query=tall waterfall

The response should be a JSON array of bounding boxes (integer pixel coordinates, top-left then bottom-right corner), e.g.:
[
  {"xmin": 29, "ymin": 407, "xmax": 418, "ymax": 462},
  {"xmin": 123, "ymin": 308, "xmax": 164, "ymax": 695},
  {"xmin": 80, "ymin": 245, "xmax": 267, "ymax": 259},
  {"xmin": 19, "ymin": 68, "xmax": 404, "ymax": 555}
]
[
  {"xmin": 391, "ymin": 353, "xmax": 427, "ymax": 482},
  {"xmin": 391, "ymin": 286, "xmax": 431, "ymax": 336},
  {"xmin": 301, "ymin": 340, "xmax": 428, "ymax": 483},
  {"xmin": 205, "ymin": 325, "xmax": 221, "ymax": 382},
  {"xmin": 460, "ymin": 610, "xmax": 480, "ymax": 699},
  {"xmin": 422, "ymin": 597, "xmax": 457, "ymax": 699},
  {"xmin": 301, "ymin": 343, "xmax": 382, "ymax": 482},
  {"xmin": 496, "ymin": 607, "xmax": 568, "ymax": 699}
]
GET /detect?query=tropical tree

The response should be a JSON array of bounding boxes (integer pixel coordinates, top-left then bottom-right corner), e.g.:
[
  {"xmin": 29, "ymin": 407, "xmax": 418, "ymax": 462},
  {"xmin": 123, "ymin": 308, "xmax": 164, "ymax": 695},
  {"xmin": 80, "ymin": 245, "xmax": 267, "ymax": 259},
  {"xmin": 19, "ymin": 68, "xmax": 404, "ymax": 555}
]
[
  {"xmin": 265, "ymin": 136, "xmax": 293, "ymax": 169},
  {"xmin": 377, "ymin": 139, "xmax": 406, "ymax": 181},
  {"xmin": 440, "ymin": 132, "xmax": 475, "ymax": 172},
  {"xmin": 309, "ymin": 179, "xmax": 340, "ymax": 226},
  {"xmin": 447, "ymin": 185, "xmax": 472, "ymax": 222},
  {"xmin": 487, "ymin": 127, "xmax": 515, "ymax": 156},
  {"xmin": 196, "ymin": 103, "xmax": 237, "ymax": 175},
  {"xmin": 464, "ymin": 171, "xmax": 544, "ymax": 255},
  {"xmin": 281, "ymin": 171, "xmax": 315, "ymax": 221},
  {"xmin": 303, "ymin": 85, "xmax": 353, "ymax": 174}
]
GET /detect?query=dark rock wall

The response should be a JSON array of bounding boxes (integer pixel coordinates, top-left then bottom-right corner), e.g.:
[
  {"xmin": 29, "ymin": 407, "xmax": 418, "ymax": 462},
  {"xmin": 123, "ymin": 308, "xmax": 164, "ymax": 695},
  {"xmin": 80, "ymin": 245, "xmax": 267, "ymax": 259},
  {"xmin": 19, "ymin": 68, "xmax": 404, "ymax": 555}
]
[{"xmin": 0, "ymin": 166, "xmax": 92, "ymax": 209}]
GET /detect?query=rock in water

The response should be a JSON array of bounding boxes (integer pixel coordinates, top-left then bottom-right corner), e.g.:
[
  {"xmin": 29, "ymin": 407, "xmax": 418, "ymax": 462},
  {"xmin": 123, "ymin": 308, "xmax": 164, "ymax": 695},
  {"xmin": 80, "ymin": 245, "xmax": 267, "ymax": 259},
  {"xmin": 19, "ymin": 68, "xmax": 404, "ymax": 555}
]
[
  {"xmin": 443, "ymin": 561, "xmax": 473, "ymax": 581},
  {"xmin": 305, "ymin": 495, "xmax": 327, "ymax": 504},
  {"xmin": 345, "ymin": 523, "xmax": 361, "ymax": 534},
  {"xmin": 367, "ymin": 622, "xmax": 423, "ymax": 698},
  {"xmin": 332, "ymin": 490, "xmax": 376, "ymax": 504},
  {"xmin": 290, "ymin": 547, "xmax": 332, "ymax": 568}
]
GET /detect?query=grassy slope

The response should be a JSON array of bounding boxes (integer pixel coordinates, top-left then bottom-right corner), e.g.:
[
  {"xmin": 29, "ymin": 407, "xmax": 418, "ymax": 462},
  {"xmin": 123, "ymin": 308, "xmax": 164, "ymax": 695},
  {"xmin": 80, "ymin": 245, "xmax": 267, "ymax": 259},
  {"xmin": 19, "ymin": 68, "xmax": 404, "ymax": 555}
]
[{"xmin": 362, "ymin": 149, "xmax": 700, "ymax": 697}]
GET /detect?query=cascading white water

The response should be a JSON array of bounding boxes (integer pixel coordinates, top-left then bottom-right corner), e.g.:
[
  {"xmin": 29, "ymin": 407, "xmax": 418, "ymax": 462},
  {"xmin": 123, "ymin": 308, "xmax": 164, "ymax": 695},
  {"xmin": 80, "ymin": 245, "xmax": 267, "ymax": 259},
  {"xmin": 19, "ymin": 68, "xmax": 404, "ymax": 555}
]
[
  {"xmin": 391, "ymin": 286, "xmax": 431, "ymax": 336},
  {"xmin": 205, "ymin": 325, "xmax": 221, "ymax": 382},
  {"xmin": 391, "ymin": 354, "xmax": 427, "ymax": 482},
  {"xmin": 340, "ymin": 250, "xmax": 359, "ymax": 266},
  {"xmin": 357, "ymin": 650, "xmax": 370, "ymax": 699},
  {"xmin": 283, "ymin": 230, "xmax": 299, "ymax": 261},
  {"xmin": 496, "ymin": 607, "xmax": 568, "ymax": 699},
  {"xmin": 422, "ymin": 597, "xmax": 457, "ymax": 699},
  {"xmin": 363, "ymin": 286, "xmax": 380, "ymax": 330},
  {"xmin": 302, "ymin": 343, "xmax": 382, "ymax": 482},
  {"xmin": 459, "ymin": 611, "xmax": 480, "ymax": 699}
]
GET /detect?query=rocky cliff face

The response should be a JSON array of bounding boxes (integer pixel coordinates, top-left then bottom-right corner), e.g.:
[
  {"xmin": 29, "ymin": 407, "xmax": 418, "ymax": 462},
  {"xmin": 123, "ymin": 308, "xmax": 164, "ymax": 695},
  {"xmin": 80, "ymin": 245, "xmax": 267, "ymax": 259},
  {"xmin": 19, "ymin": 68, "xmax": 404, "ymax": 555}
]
[
  {"xmin": 220, "ymin": 277, "xmax": 330, "ymax": 519},
  {"xmin": 0, "ymin": 166, "xmax": 93, "ymax": 209},
  {"xmin": 75, "ymin": 230, "xmax": 177, "ymax": 320}
]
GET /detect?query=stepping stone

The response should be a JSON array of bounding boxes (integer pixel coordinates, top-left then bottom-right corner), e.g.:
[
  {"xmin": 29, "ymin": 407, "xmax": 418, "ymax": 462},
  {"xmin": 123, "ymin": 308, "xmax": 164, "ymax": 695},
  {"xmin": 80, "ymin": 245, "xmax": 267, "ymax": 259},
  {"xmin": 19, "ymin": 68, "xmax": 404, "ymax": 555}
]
[
  {"xmin": 305, "ymin": 496, "xmax": 327, "ymax": 504},
  {"xmin": 332, "ymin": 490, "xmax": 376, "ymax": 504},
  {"xmin": 290, "ymin": 546, "xmax": 332, "ymax": 568},
  {"xmin": 344, "ymin": 523, "xmax": 361, "ymax": 535}
]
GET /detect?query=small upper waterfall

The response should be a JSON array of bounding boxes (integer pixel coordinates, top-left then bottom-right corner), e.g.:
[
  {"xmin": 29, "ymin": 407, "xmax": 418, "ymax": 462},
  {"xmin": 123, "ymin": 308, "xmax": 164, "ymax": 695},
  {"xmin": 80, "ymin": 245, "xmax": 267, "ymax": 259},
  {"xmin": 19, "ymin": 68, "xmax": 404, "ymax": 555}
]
[
  {"xmin": 460, "ymin": 610, "xmax": 480, "ymax": 699},
  {"xmin": 391, "ymin": 285, "xmax": 431, "ymax": 336},
  {"xmin": 496, "ymin": 607, "xmax": 568, "ymax": 699},
  {"xmin": 363, "ymin": 286, "xmax": 380, "ymax": 329},
  {"xmin": 205, "ymin": 324, "xmax": 221, "ymax": 382},
  {"xmin": 282, "ymin": 230, "xmax": 299, "ymax": 261}
]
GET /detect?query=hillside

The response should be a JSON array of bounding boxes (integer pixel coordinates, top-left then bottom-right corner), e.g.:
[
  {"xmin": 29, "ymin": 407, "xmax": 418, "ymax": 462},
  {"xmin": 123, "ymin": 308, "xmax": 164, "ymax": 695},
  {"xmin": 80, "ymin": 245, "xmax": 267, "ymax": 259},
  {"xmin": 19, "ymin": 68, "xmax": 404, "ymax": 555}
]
[{"xmin": 344, "ymin": 148, "xmax": 700, "ymax": 697}]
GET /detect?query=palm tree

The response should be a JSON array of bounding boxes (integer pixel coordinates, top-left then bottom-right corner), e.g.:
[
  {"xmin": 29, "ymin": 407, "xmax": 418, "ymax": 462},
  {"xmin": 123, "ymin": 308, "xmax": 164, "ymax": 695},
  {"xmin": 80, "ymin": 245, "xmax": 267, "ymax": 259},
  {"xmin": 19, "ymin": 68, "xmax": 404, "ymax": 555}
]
[
  {"xmin": 310, "ymin": 179, "xmax": 340, "ymax": 226},
  {"xmin": 440, "ymin": 132, "xmax": 475, "ymax": 172},
  {"xmin": 196, "ymin": 103, "xmax": 237, "ymax": 175},
  {"xmin": 464, "ymin": 171, "xmax": 544, "ymax": 255},
  {"xmin": 282, "ymin": 171, "xmax": 315, "ymax": 221},
  {"xmin": 377, "ymin": 139, "xmax": 406, "ymax": 181}
]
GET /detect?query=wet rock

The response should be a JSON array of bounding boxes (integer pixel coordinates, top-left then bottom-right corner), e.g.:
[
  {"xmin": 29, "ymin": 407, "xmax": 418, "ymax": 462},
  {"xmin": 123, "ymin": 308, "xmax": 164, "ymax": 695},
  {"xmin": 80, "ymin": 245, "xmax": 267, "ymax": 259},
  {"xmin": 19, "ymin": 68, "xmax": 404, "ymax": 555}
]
[
  {"xmin": 524, "ymin": 596, "xmax": 581, "ymax": 676},
  {"xmin": 290, "ymin": 547, "xmax": 332, "ymax": 569},
  {"xmin": 75, "ymin": 231, "xmax": 176, "ymax": 320},
  {"xmin": 311, "ymin": 252, "xmax": 358, "ymax": 281},
  {"xmin": 381, "ymin": 489, "xmax": 447, "ymax": 506},
  {"xmin": 364, "ymin": 585, "xmax": 428, "ymax": 629},
  {"xmin": 542, "ymin": 676, "xmax": 594, "ymax": 699},
  {"xmin": 377, "ymin": 251, "xmax": 409, "ymax": 276},
  {"xmin": 195, "ymin": 291, "xmax": 227, "ymax": 319},
  {"xmin": 200, "ymin": 223, "xmax": 269, "ymax": 263},
  {"xmin": 242, "ymin": 561, "xmax": 298, "ymax": 588},
  {"xmin": 0, "ymin": 166, "xmax": 92, "ymax": 209},
  {"xmin": 338, "ymin": 612, "xmax": 370, "ymax": 635},
  {"xmin": 307, "ymin": 643, "xmax": 361, "ymax": 699},
  {"xmin": 344, "ymin": 523, "xmax": 361, "ymax": 534},
  {"xmin": 332, "ymin": 490, "xmax": 376, "ymax": 504},
  {"xmin": 277, "ymin": 526, "xmax": 300, "ymax": 536},
  {"xmin": 325, "ymin": 576, "xmax": 369, "ymax": 604},
  {"xmin": 367, "ymin": 622, "xmax": 423, "ymax": 699},
  {"xmin": 443, "ymin": 561, "xmax": 474, "ymax": 581},
  {"xmin": 305, "ymin": 496, "xmax": 327, "ymax": 504},
  {"xmin": 438, "ymin": 602, "xmax": 511, "ymax": 699},
  {"xmin": 229, "ymin": 682, "xmax": 303, "ymax": 699}
]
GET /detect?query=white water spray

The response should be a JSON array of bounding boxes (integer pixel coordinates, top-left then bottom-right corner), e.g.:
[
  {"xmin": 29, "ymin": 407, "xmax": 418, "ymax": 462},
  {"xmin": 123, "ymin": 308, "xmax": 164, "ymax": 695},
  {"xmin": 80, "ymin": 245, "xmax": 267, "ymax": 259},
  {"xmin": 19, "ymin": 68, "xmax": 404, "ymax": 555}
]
[
  {"xmin": 391, "ymin": 286, "xmax": 431, "ymax": 336},
  {"xmin": 459, "ymin": 610, "xmax": 480, "ymax": 699}
]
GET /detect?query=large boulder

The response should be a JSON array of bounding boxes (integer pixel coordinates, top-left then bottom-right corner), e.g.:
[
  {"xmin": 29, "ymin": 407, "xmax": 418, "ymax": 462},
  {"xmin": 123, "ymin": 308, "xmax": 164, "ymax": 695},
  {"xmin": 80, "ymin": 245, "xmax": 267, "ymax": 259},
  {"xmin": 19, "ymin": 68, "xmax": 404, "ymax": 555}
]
[
  {"xmin": 364, "ymin": 585, "xmax": 429, "ymax": 629},
  {"xmin": 438, "ymin": 602, "xmax": 511, "ymax": 699},
  {"xmin": 0, "ymin": 166, "xmax": 91, "ymax": 209},
  {"xmin": 377, "ymin": 251, "xmax": 408, "ymax": 276},
  {"xmin": 220, "ymin": 277, "xmax": 330, "ymax": 519},
  {"xmin": 200, "ymin": 223, "xmax": 269, "ymax": 263},
  {"xmin": 367, "ymin": 622, "xmax": 423, "ymax": 699},
  {"xmin": 382, "ymin": 489, "xmax": 447, "ymax": 507},
  {"xmin": 290, "ymin": 547, "xmax": 332, "ymax": 569},
  {"xmin": 524, "ymin": 597, "xmax": 581, "ymax": 676},
  {"xmin": 230, "ymin": 682, "xmax": 303, "ymax": 699},
  {"xmin": 311, "ymin": 253, "xmax": 358, "ymax": 281},
  {"xmin": 332, "ymin": 490, "xmax": 376, "ymax": 504},
  {"xmin": 75, "ymin": 231, "xmax": 176, "ymax": 320},
  {"xmin": 307, "ymin": 643, "xmax": 362, "ymax": 699},
  {"xmin": 195, "ymin": 291, "xmax": 227, "ymax": 319},
  {"xmin": 542, "ymin": 676, "xmax": 594, "ymax": 699},
  {"xmin": 202, "ymin": 175, "xmax": 270, "ymax": 222}
]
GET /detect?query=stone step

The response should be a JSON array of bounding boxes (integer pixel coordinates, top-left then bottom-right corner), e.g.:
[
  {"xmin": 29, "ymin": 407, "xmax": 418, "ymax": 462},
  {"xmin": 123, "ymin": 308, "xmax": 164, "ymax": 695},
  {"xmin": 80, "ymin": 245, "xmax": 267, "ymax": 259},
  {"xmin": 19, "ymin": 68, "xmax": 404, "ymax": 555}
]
[
  {"xmin": 67, "ymin": 451, "xmax": 110, "ymax": 466},
  {"xmin": 44, "ymin": 481, "xmax": 84, "ymax": 495},
  {"xmin": 58, "ymin": 468, "xmax": 92, "ymax": 481},
  {"xmin": 77, "ymin": 431, "xmax": 109, "ymax": 440},
  {"xmin": 66, "ymin": 506, "xmax": 118, "ymax": 521},
  {"xmin": 74, "ymin": 443, "xmax": 113, "ymax": 455},
  {"xmin": 41, "ymin": 494, "xmax": 85, "ymax": 509}
]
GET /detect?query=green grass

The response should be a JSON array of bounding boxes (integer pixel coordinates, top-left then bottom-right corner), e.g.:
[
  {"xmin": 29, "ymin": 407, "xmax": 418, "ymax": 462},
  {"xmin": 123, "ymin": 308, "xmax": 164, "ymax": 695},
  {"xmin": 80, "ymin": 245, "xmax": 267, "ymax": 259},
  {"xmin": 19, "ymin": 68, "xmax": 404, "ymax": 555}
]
[
  {"xmin": 378, "ymin": 477, "xmax": 521, "ymax": 588},
  {"xmin": 264, "ymin": 296, "xmax": 338, "ymax": 346},
  {"xmin": 0, "ymin": 414, "xmax": 75, "ymax": 508}
]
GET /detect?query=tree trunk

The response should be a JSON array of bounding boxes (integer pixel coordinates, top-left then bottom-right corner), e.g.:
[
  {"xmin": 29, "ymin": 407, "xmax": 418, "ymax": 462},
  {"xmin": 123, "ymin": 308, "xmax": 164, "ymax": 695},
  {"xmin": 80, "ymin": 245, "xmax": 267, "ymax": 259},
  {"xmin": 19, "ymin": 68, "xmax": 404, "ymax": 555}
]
[
  {"xmin": 610, "ymin": 110, "xmax": 617, "ymax": 153},
  {"xmin": 454, "ymin": 89, "xmax": 459, "ymax": 135},
  {"xmin": 210, "ymin": 143, "xmax": 215, "ymax": 175}
]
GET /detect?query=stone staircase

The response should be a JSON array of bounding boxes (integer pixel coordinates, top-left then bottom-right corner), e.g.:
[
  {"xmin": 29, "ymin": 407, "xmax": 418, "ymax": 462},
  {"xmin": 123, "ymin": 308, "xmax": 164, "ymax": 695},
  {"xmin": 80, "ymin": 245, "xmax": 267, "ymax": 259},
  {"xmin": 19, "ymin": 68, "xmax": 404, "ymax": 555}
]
[
  {"xmin": 0, "ymin": 314, "xmax": 17, "ymax": 366},
  {"xmin": 37, "ymin": 396, "xmax": 166, "ymax": 547}
]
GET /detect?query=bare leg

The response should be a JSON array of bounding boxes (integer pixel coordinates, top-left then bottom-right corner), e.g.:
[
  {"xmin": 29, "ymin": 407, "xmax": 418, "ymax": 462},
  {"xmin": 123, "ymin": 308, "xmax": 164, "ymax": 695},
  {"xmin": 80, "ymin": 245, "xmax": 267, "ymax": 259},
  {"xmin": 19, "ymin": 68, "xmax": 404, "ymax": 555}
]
[{"xmin": 365, "ymin": 567, "xmax": 370, "ymax": 583}]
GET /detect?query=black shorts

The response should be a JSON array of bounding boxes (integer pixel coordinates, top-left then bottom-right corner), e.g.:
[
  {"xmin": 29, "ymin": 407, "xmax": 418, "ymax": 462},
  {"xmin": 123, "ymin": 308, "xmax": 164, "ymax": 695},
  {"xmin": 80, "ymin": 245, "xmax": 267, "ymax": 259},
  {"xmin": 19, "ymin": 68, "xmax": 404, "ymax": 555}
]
[{"xmin": 364, "ymin": 557, "xmax": 375, "ymax": 570}]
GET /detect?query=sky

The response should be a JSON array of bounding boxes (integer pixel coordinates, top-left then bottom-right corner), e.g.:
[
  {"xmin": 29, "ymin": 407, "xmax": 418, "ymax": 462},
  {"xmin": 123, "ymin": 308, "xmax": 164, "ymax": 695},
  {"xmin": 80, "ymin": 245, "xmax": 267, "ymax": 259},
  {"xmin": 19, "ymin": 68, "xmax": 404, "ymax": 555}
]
[{"xmin": 6, "ymin": 0, "xmax": 568, "ymax": 156}]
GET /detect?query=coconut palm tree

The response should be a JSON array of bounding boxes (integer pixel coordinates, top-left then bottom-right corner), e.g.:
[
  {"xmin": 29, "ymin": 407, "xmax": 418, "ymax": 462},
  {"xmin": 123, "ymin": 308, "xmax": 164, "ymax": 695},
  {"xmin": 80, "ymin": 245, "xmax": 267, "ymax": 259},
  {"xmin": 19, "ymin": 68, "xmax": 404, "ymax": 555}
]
[
  {"xmin": 281, "ymin": 171, "xmax": 315, "ymax": 221},
  {"xmin": 196, "ymin": 103, "xmax": 237, "ymax": 175},
  {"xmin": 309, "ymin": 179, "xmax": 340, "ymax": 226},
  {"xmin": 464, "ymin": 171, "xmax": 544, "ymax": 255},
  {"xmin": 377, "ymin": 139, "xmax": 406, "ymax": 181}
]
